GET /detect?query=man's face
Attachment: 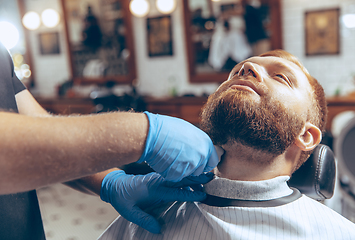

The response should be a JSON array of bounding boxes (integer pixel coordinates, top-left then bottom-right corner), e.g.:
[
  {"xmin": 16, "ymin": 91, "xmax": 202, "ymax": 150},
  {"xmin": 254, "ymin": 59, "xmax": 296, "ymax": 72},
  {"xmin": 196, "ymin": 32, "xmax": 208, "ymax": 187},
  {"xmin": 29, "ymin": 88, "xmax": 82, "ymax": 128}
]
[{"xmin": 200, "ymin": 56, "xmax": 313, "ymax": 156}]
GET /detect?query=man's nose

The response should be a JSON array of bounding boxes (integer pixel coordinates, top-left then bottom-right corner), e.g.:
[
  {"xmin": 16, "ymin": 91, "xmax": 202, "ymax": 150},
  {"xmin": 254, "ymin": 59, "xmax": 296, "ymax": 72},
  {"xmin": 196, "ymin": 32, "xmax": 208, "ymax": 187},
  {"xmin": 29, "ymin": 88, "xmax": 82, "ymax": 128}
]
[{"xmin": 238, "ymin": 62, "xmax": 261, "ymax": 82}]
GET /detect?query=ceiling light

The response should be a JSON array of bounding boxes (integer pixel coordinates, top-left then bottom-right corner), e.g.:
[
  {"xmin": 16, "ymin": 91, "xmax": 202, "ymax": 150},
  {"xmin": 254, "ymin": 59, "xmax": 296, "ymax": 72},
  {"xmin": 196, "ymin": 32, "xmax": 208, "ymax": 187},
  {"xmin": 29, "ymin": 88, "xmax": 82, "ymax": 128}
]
[
  {"xmin": 22, "ymin": 11, "xmax": 41, "ymax": 30},
  {"xmin": 129, "ymin": 0, "xmax": 150, "ymax": 17},
  {"xmin": 156, "ymin": 0, "xmax": 176, "ymax": 14},
  {"xmin": 342, "ymin": 14, "xmax": 355, "ymax": 28},
  {"xmin": 0, "ymin": 21, "xmax": 19, "ymax": 49},
  {"xmin": 41, "ymin": 9, "xmax": 60, "ymax": 28}
]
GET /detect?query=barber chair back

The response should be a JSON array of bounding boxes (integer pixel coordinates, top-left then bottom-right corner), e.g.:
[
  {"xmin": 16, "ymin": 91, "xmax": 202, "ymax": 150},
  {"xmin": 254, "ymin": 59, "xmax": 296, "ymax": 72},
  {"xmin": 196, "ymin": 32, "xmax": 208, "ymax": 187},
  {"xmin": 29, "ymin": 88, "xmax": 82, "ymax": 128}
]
[
  {"xmin": 334, "ymin": 117, "xmax": 355, "ymax": 198},
  {"xmin": 288, "ymin": 144, "xmax": 336, "ymax": 201}
]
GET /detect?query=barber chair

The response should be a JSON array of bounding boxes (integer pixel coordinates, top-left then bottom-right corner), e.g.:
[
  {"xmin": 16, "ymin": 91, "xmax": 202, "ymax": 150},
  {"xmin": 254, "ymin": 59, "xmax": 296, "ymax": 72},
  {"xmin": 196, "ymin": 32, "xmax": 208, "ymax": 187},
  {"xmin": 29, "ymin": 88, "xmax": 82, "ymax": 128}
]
[
  {"xmin": 334, "ymin": 117, "xmax": 355, "ymax": 220},
  {"xmin": 335, "ymin": 117, "xmax": 355, "ymax": 191},
  {"xmin": 90, "ymin": 83, "xmax": 146, "ymax": 113},
  {"xmin": 289, "ymin": 144, "xmax": 336, "ymax": 201}
]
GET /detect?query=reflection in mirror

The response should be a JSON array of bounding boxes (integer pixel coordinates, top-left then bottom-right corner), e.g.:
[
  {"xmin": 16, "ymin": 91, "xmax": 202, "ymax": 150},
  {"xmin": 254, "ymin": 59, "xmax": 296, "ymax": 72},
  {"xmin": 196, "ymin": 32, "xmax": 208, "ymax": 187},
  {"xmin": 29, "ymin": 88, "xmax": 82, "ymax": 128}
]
[
  {"xmin": 183, "ymin": 0, "xmax": 282, "ymax": 83},
  {"xmin": 1, "ymin": 0, "xmax": 35, "ymax": 88},
  {"xmin": 62, "ymin": 0, "xmax": 136, "ymax": 84}
]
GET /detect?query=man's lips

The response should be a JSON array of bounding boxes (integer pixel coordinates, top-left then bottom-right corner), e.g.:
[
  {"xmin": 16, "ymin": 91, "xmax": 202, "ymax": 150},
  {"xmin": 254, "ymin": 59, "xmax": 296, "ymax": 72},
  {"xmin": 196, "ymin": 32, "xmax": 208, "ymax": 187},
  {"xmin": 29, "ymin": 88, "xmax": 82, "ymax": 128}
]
[
  {"xmin": 228, "ymin": 80, "xmax": 261, "ymax": 95},
  {"xmin": 230, "ymin": 84, "xmax": 258, "ymax": 94}
]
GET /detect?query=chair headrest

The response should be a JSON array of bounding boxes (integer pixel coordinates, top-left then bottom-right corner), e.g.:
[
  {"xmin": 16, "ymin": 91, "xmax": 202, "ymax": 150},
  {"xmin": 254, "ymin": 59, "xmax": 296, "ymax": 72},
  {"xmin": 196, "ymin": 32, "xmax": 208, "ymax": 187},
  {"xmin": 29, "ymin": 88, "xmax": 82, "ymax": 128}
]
[
  {"xmin": 288, "ymin": 144, "xmax": 336, "ymax": 201},
  {"xmin": 334, "ymin": 116, "xmax": 355, "ymax": 187}
]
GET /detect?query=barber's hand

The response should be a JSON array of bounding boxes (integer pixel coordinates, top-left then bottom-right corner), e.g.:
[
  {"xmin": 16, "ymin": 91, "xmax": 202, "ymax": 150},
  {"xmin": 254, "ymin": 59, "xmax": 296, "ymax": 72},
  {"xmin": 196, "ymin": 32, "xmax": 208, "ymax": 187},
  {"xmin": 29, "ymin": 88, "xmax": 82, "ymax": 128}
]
[
  {"xmin": 100, "ymin": 170, "xmax": 214, "ymax": 234},
  {"xmin": 138, "ymin": 111, "xmax": 222, "ymax": 181}
]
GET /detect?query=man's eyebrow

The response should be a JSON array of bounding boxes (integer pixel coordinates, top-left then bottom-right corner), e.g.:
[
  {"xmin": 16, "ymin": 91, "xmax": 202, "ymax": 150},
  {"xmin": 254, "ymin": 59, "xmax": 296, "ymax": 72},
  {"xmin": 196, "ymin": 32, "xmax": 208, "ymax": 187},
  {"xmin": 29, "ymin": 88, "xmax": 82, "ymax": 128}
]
[
  {"xmin": 274, "ymin": 61, "xmax": 297, "ymax": 83},
  {"xmin": 257, "ymin": 59, "xmax": 298, "ymax": 86}
]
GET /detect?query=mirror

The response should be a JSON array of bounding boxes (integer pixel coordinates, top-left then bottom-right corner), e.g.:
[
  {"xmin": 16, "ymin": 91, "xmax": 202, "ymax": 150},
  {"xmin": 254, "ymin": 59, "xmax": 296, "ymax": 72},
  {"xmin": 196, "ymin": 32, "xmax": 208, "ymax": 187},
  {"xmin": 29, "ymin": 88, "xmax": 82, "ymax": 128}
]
[
  {"xmin": 182, "ymin": 0, "xmax": 282, "ymax": 83},
  {"xmin": 61, "ymin": 0, "xmax": 136, "ymax": 85},
  {"xmin": 2, "ymin": 0, "xmax": 36, "ymax": 88}
]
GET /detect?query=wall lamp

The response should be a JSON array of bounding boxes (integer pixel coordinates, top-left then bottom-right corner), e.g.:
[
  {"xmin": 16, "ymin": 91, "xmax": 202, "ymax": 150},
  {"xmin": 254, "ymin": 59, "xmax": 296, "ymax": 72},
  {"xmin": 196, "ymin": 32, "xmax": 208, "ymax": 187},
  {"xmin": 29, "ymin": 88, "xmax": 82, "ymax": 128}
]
[
  {"xmin": 130, "ymin": 0, "xmax": 177, "ymax": 17},
  {"xmin": 22, "ymin": 8, "xmax": 60, "ymax": 30}
]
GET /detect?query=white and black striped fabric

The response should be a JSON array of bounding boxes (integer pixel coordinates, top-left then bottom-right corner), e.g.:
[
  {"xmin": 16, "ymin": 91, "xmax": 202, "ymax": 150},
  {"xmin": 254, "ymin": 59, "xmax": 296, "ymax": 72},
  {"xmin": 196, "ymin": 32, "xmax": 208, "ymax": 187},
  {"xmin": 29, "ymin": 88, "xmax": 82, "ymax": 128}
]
[{"xmin": 98, "ymin": 177, "xmax": 355, "ymax": 240}]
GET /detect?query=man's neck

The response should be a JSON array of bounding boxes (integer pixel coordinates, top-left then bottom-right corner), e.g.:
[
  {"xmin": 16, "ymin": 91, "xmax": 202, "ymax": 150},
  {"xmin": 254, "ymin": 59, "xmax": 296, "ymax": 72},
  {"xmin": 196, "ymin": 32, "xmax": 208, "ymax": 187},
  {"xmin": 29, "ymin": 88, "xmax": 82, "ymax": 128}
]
[{"xmin": 215, "ymin": 142, "xmax": 295, "ymax": 181}]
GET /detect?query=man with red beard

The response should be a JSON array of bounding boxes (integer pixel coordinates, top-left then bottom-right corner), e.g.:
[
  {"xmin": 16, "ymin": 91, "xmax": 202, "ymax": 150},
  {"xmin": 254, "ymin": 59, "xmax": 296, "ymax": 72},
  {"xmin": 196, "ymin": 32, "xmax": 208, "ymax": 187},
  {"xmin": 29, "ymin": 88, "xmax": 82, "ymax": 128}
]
[{"xmin": 99, "ymin": 50, "xmax": 355, "ymax": 240}]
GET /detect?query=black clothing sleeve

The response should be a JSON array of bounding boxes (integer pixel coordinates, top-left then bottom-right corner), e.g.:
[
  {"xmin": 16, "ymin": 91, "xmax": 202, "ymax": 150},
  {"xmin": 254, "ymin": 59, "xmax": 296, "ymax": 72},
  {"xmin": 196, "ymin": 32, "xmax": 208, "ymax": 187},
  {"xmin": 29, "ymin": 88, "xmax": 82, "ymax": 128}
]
[{"xmin": 0, "ymin": 43, "xmax": 46, "ymax": 240}]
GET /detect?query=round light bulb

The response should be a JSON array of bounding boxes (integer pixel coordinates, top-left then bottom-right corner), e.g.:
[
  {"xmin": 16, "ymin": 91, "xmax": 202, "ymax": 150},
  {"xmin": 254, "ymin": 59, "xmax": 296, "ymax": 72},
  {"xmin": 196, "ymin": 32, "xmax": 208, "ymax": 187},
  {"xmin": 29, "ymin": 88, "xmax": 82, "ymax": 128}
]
[
  {"xmin": 0, "ymin": 21, "xmax": 19, "ymax": 49},
  {"xmin": 21, "ymin": 64, "xmax": 30, "ymax": 70},
  {"xmin": 41, "ymin": 9, "xmax": 60, "ymax": 28},
  {"xmin": 14, "ymin": 54, "xmax": 24, "ymax": 64},
  {"xmin": 22, "ymin": 69, "xmax": 32, "ymax": 78},
  {"xmin": 156, "ymin": 0, "xmax": 176, "ymax": 14},
  {"xmin": 129, "ymin": 0, "xmax": 149, "ymax": 17},
  {"xmin": 22, "ymin": 11, "xmax": 41, "ymax": 30},
  {"xmin": 342, "ymin": 14, "xmax": 355, "ymax": 28}
]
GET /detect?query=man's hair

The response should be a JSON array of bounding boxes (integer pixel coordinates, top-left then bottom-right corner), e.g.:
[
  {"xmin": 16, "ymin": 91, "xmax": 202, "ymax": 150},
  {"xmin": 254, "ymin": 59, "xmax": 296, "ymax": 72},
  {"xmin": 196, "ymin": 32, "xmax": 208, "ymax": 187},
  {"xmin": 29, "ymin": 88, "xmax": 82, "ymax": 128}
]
[{"xmin": 260, "ymin": 50, "xmax": 328, "ymax": 169}]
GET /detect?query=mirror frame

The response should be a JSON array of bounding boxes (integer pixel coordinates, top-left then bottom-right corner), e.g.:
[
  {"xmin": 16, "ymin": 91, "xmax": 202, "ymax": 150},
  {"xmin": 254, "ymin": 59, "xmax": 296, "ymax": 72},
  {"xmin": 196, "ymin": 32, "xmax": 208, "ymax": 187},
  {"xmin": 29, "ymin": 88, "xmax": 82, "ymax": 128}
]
[
  {"xmin": 17, "ymin": 0, "xmax": 36, "ymax": 88},
  {"xmin": 182, "ymin": 0, "xmax": 282, "ymax": 83},
  {"xmin": 61, "ymin": 0, "xmax": 136, "ymax": 85}
]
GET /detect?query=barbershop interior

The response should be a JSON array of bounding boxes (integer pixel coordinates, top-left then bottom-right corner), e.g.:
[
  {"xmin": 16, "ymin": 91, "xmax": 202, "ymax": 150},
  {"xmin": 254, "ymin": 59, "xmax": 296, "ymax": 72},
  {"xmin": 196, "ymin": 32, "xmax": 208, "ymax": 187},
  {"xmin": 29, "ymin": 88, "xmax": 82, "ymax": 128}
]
[{"xmin": 1, "ymin": 0, "xmax": 355, "ymax": 239}]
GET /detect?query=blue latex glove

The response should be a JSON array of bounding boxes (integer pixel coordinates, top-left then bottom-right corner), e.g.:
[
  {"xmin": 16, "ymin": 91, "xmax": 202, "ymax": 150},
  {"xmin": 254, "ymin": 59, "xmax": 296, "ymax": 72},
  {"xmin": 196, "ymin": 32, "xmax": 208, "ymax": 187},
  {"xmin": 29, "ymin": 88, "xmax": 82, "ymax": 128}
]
[
  {"xmin": 137, "ymin": 111, "xmax": 220, "ymax": 181},
  {"xmin": 100, "ymin": 170, "xmax": 214, "ymax": 234}
]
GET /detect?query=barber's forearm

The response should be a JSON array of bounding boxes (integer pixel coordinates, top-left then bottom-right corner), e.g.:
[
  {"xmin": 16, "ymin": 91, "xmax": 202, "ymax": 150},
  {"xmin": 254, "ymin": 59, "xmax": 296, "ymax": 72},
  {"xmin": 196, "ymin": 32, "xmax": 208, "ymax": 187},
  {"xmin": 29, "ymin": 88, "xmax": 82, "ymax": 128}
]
[
  {"xmin": 64, "ymin": 168, "xmax": 120, "ymax": 195},
  {"xmin": 0, "ymin": 112, "xmax": 148, "ymax": 194},
  {"xmin": 15, "ymin": 90, "xmax": 122, "ymax": 195}
]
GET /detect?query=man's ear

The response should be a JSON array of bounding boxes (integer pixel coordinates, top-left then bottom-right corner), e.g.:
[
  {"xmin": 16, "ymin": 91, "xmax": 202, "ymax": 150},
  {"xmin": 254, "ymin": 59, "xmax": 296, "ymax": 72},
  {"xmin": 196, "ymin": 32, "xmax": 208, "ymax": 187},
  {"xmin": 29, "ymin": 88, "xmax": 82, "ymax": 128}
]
[{"xmin": 294, "ymin": 122, "xmax": 322, "ymax": 151}]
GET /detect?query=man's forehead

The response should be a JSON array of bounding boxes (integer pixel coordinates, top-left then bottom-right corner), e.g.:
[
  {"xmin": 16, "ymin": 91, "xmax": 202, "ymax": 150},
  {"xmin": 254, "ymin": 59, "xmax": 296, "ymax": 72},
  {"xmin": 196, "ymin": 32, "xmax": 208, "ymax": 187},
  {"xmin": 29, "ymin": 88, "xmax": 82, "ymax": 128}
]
[{"xmin": 236, "ymin": 56, "xmax": 301, "ymax": 71}]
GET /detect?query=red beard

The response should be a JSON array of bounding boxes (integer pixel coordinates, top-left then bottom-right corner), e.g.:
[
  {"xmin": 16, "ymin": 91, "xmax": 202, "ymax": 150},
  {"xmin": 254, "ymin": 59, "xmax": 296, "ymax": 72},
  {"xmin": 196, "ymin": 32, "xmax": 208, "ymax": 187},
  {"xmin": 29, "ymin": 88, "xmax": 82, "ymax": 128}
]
[{"xmin": 200, "ymin": 88, "xmax": 304, "ymax": 156}]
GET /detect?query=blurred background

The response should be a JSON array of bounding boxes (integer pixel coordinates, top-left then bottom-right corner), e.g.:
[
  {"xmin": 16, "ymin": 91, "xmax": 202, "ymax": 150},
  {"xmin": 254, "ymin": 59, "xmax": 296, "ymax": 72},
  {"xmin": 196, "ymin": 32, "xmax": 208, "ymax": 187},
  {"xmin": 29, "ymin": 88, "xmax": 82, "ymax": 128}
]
[{"xmin": 1, "ymin": 0, "xmax": 355, "ymax": 239}]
